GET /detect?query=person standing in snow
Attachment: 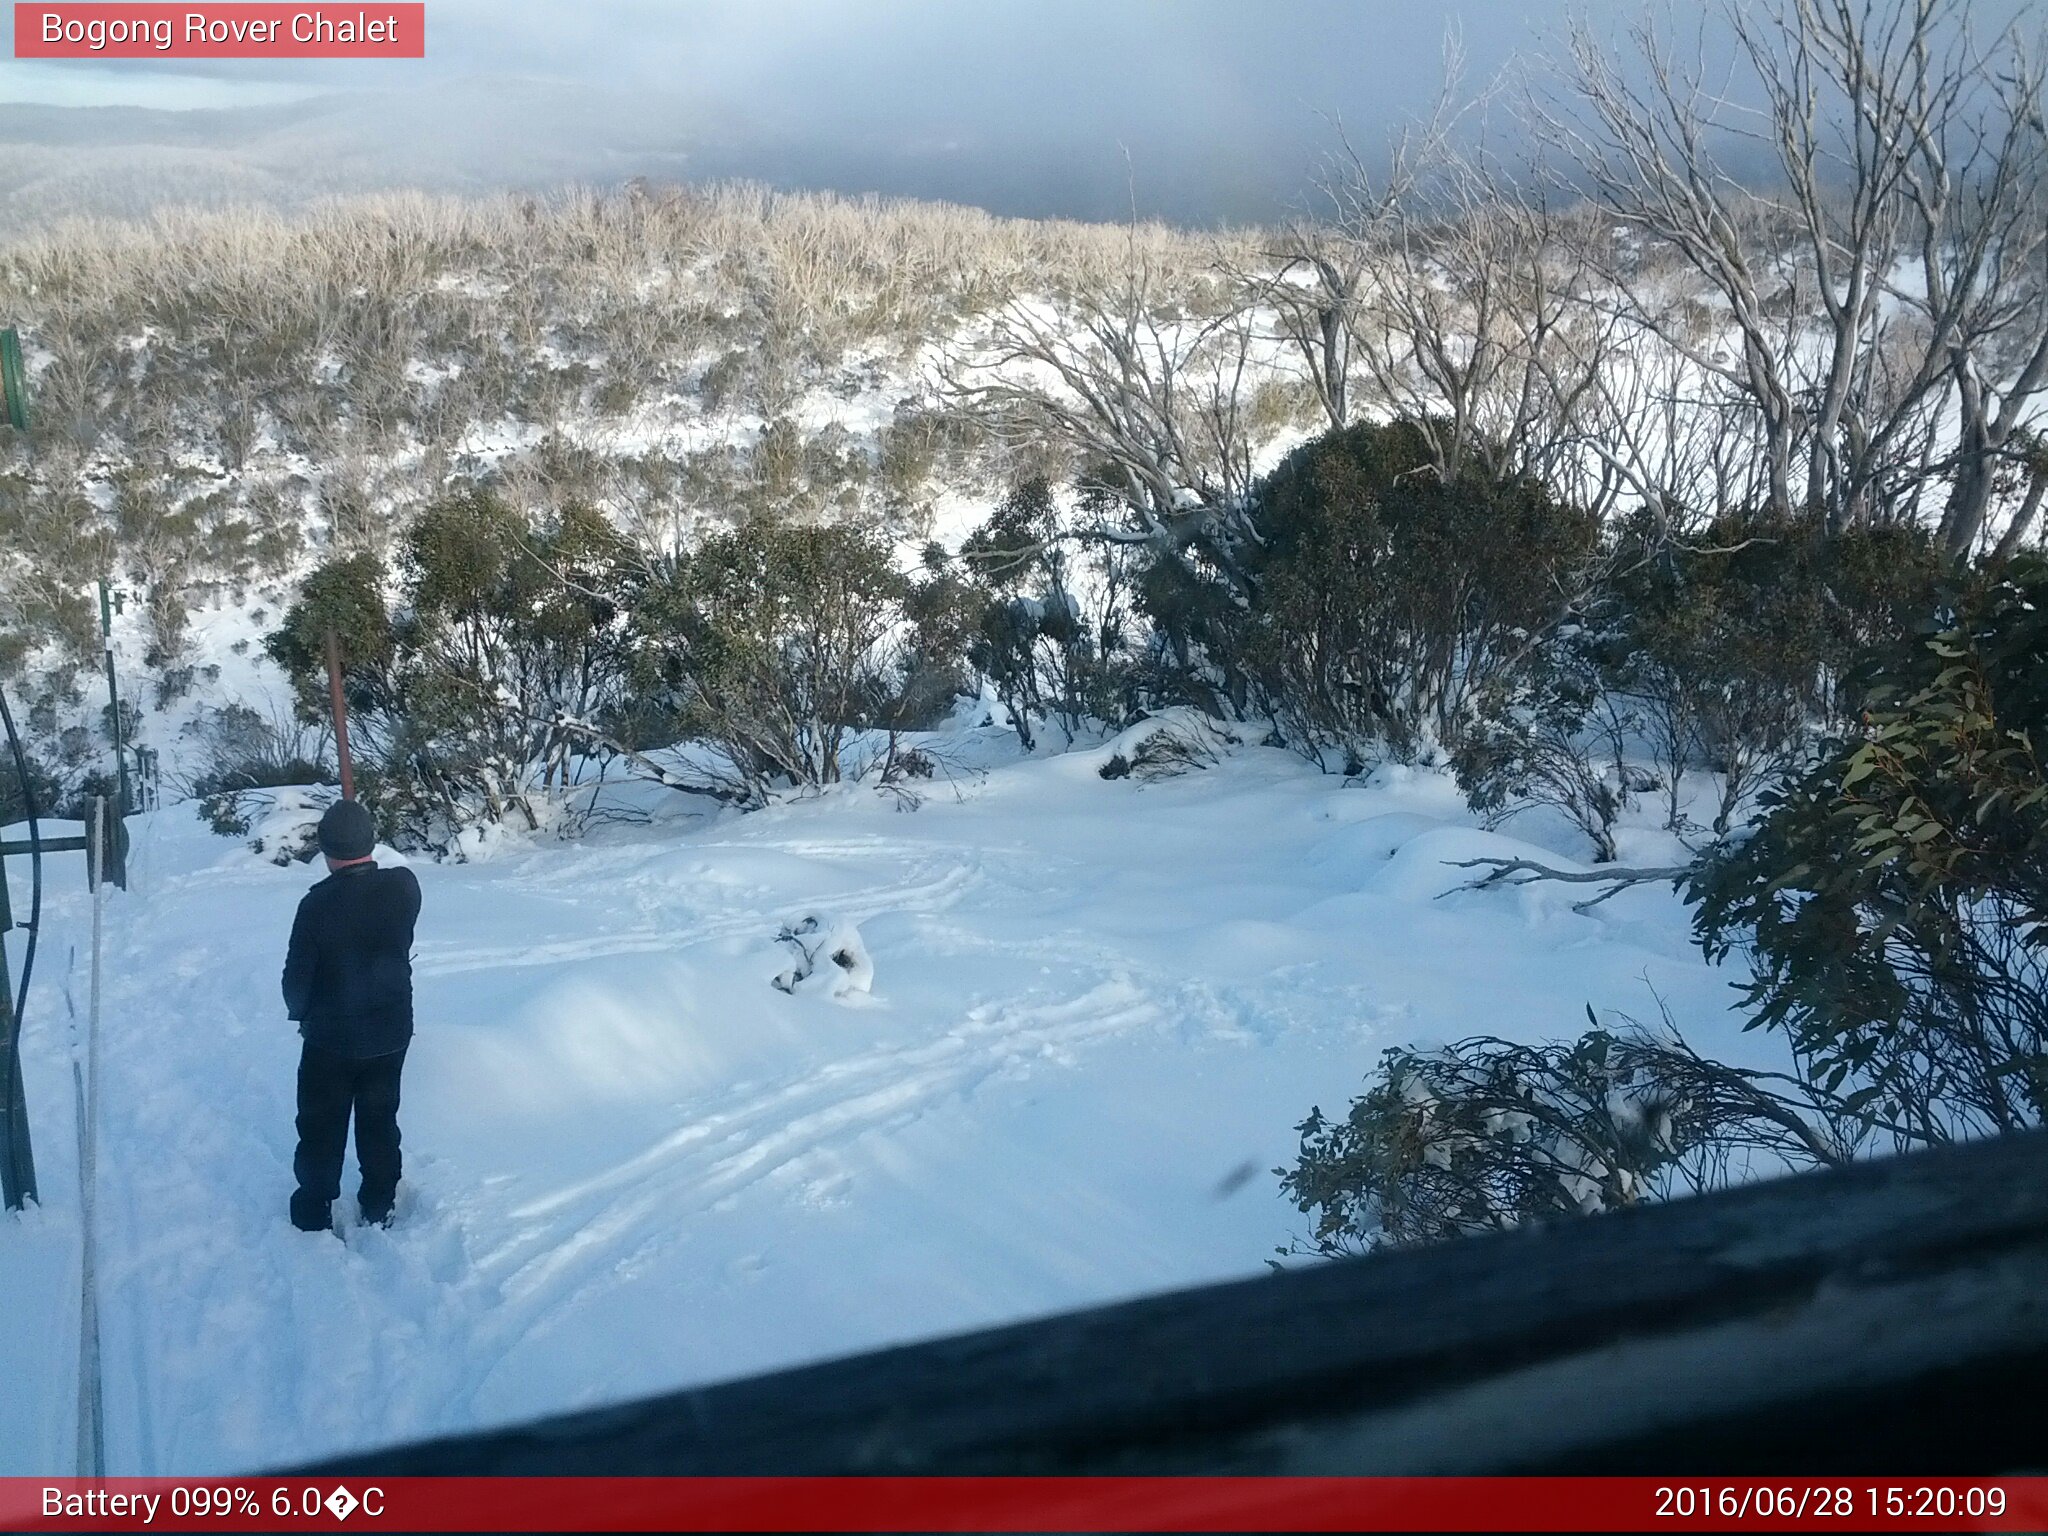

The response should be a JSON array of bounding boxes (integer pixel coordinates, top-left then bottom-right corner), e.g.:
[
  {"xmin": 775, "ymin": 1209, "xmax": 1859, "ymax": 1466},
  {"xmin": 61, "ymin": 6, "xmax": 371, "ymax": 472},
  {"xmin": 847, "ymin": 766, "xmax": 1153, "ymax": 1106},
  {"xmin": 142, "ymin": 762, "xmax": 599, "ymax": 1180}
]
[{"xmin": 281, "ymin": 799, "xmax": 421, "ymax": 1233}]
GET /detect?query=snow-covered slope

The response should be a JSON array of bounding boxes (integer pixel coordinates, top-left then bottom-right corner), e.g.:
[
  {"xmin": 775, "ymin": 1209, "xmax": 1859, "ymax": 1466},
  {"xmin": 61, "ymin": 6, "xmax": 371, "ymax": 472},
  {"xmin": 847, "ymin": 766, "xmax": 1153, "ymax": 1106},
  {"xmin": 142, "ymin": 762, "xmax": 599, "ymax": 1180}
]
[{"xmin": 0, "ymin": 727, "xmax": 1760, "ymax": 1474}]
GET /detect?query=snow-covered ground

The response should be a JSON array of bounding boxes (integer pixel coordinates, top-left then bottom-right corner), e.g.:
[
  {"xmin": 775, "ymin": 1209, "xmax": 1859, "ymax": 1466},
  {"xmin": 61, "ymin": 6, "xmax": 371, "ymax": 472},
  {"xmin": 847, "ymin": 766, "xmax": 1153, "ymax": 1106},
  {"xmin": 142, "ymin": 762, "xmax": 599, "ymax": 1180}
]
[{"xmin": 0, "ymin": 722, "xmax": 1763, "ymax": 1475}]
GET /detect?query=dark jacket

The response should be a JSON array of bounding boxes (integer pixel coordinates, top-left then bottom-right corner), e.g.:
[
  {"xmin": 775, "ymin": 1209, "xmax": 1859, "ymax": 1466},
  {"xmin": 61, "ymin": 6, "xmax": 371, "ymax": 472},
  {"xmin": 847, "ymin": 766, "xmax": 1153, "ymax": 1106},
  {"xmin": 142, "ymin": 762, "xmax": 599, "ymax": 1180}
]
[{"xmin": 282, "ymin": 861, "xmax": 422, "ymax": 1059}]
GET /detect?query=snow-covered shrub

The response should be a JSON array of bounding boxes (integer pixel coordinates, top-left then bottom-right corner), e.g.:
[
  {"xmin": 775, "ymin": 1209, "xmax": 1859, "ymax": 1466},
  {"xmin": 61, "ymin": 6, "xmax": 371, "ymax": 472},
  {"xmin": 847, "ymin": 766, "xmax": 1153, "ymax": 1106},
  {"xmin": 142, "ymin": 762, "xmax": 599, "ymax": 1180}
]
[
  {"xmin": 0, "ymin": 749, "xmax": 67, "ymax": 828},
  {"xmin": 1454, "ymin": 626, "xmax": 1635, "ymax": 863},
  {"xmin": 1278, "ymin": 1017, "xmax": 1850, "ymax": 1256},
  {"xmin": 770, "ymin": 914, "xmax": 874, "ymax": 1000},
  {"xmin": 622, "ymin": 516, "xmax": 912, "ymax": 805},
  {"xmin": 959, "ymin": 476, "xmax": 1137, "ymax": 750},
  {"xmin": 0, "ymin": 465, "xmax": 113, "ymax": 673},
  {"xmin": 1603, "ymin": 513, "xmax": 1940, "ymax": 837},
  {"xmin": 202, "ymin": 784, "xmax": 334, "ymax": 864},
  {"xmin": 267, "ymin": 489, "xmax": 636, "ymax": 855},
  {"xmin": 1097, "ymin": 711, "xmax": 1239, "ymax": 783},
  {"xmin": 0, "ymin": 677, "xmax": 126, "ymax": 825},
  {"xmin": 1242, "ymin": 419, "xmax": 1599, "ymax": 772},
  {"xmin": 179, "ymin": 701, "xmax": 330, "ymax": 799}
]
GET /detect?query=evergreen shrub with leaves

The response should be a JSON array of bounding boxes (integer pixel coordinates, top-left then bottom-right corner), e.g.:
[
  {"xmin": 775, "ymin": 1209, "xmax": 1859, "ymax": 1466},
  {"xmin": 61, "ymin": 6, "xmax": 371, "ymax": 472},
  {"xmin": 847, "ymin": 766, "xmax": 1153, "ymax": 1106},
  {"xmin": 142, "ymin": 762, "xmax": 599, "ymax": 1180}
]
[
  {"xmin": 959, "ymin": 477, "xmax": 1133, "ymax": 749},
  {"xmin": 625, "ymin": 517, "xmax": 913, "ymax": 804},
  {"xmin": 1690, "ymin": 555, "xmax": 2048, "ymax": 1144},
  {"xmin": 267, "ymin": 489, "xmax": 633, "ymax": 852},
  {"xmin": 1278, "ymin": 1015, "xmax": 1853, "ymax": 1255},
  {"xmin": 1604, "ymin": 514, "xmax": 1941, "ymax": 836},
  {"xmin": 1243, "ymin": 419, "xmax": 1598, "ymax": 769}
]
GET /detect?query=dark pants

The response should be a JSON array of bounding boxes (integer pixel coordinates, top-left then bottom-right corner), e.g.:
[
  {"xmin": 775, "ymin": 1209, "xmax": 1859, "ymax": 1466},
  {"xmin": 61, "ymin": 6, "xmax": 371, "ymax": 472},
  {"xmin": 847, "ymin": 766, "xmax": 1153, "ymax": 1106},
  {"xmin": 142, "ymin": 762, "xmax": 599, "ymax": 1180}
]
[{"xmin": 291, "ymin": 1041, "xmax": 406, "ymax": 1231}]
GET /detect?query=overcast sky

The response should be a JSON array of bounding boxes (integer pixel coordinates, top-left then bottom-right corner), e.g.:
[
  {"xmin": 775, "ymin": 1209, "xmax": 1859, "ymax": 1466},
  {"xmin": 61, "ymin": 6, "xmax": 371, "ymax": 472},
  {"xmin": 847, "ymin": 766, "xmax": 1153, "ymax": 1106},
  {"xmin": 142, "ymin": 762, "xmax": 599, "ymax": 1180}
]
[
  {"xmin": 3, "ymin": 1, "xmax": 1579, "ymax": 106},
  {"xmin": 0, "ymin": 2, "xmax": 2031, "ymax": 224},
  {"xmin": 0, "ymin": 3, "xmax": 1613, "ymax": 219}
]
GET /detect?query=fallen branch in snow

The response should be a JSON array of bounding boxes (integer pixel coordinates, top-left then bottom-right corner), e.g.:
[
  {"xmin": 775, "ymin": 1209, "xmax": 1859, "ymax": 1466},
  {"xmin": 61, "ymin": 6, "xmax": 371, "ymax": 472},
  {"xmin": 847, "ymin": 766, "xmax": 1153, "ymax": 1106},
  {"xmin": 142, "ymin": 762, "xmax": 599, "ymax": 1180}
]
[
  {"xmin": 1438, "ymin": 856, "xmax": 1694, "ymax": 914},
  {"xmin": 543, "ymin": 711, "xmax": 747, "ymax": 805},
  {"xmin": 425, "ymin": 669, "xmax": 749, "ymax": 807}
]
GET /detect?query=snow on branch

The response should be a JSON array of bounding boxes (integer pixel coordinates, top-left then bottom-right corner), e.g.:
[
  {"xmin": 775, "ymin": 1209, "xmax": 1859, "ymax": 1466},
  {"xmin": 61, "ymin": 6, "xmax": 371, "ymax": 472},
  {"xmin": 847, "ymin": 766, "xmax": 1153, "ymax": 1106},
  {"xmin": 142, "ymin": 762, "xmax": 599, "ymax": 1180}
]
[
  {"xmin": 1438, "ymin": 856, "xmax": 1693, "ymax": 914},
  {"xmin": 542, "ymin": 710, "xmax": 747, "ymax": 805}
]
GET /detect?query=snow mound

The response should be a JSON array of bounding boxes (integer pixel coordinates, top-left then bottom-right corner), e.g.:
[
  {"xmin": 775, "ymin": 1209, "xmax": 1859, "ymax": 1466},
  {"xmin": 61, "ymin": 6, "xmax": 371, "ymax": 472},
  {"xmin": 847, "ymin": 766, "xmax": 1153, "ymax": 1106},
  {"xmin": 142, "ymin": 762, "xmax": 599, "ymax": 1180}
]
[
  {"xmin": 1305, "ymin": 810, "xmax": 1444, "ymax": 871},
  {"xmin": 1367, "ymin": 825, "xmax": 1558, "ymax": 904},
  {"xmin": 232, "ymin": 784, "xmax": 337, "ymax": 866},
  {"xmin": 1085, "ymin": 709, "xmax": 1241, "ymax": 784},
  {"xmin": 206, "ymin": 785, "xmax": 414, "ymax": 871},
  {"xmin": 771, "ymin": 914, "xmax": 875, "ymax": 1001}
]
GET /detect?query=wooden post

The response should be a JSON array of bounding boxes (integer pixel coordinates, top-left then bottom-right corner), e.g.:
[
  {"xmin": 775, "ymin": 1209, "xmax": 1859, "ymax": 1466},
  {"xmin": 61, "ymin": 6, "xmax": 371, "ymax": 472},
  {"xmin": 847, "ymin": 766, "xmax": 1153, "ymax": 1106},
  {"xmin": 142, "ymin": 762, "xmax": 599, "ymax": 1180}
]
[{"xmin": 325, "ymin": 629, "xmax": 355, "ymax": 802}]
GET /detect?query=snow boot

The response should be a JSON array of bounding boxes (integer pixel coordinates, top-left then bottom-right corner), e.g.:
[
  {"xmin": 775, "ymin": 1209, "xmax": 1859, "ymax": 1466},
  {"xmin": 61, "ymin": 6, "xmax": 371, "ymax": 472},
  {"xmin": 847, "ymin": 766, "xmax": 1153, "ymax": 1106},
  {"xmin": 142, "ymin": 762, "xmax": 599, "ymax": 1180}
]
[
  {"xmin": 358, "ymin": 1184, "xmax": 398, "ymax": 1228},
  {"xmin": 289, "ymin": 1191, "xmax": 333, "ymax": 1233}
]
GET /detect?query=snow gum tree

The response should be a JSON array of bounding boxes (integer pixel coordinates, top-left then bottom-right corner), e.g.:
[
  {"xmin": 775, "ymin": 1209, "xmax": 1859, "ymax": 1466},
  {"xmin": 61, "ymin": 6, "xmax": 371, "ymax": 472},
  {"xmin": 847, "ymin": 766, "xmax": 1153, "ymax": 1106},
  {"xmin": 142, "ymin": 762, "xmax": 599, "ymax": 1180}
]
[
  {"xmin": 1242, "ymin": 418, "xmax": 1599, "ymax": 769},
  {"xmin": 937, "ymin": 244, "xmax": 1271, "ymax": 710},
  {"xmin": 267, "ymin": 489, "xmax": 635, "ymax": 852},
  {"xmin": 622, "ymin": 518, "xmax": 912, "ymax": 806},
  {"xmin": 959, "ymin": 477, "xmax": 1136, "ymax": 749},
  {"xmin": 1544, "ymin": 0, "xmax": 2048, "ymax": 549}
]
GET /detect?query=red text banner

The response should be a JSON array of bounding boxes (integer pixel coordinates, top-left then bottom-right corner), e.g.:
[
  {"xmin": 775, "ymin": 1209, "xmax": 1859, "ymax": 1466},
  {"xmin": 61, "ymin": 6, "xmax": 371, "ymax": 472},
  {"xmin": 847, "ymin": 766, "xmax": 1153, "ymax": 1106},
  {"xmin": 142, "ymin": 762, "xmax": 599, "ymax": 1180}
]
[
  {"xmin": 15, "ymin": 5, "xmax": 424, "ymax": 58},
  {"xmin": 1, "ymin": 1476, "xmax": 2044, "ymax": 1532}
]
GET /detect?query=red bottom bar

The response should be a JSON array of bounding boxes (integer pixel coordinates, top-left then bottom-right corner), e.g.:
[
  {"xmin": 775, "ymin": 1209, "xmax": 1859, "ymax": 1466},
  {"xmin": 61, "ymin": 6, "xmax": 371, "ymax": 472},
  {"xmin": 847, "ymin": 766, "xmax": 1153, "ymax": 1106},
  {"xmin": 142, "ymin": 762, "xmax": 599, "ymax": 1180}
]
[{"xmin": 3, "ymin": 1477, "xmax": 2043, "ymax": 1533}]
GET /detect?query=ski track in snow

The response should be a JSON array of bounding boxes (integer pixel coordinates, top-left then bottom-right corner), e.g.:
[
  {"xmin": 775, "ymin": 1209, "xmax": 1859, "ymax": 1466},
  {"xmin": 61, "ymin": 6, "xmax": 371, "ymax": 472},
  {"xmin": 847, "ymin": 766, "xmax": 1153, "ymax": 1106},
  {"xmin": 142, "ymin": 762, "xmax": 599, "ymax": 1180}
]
[
  {"xmin": 4, "ymin": 745, "xmax": 1762, "ymax": 1473},
  {"xmin": 81, "ymin": 819, "xmax": 1185, "ymax": 1470},
  {"xmin": 458, "ymin": 982, "xmax": 1164, "ymax": 1372},
  {"xmin": 412, "ymin": 853, "xmax": 984, "ymax": 979}
]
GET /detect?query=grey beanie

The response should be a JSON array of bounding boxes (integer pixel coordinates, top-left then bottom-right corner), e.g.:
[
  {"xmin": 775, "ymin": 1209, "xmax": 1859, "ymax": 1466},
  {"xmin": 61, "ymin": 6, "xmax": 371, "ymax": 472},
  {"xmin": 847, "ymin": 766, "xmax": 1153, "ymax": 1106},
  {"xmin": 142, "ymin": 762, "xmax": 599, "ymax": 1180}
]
[{"xmin": 317, "ymin": 798, "xmax": 376, "ymax": 861}]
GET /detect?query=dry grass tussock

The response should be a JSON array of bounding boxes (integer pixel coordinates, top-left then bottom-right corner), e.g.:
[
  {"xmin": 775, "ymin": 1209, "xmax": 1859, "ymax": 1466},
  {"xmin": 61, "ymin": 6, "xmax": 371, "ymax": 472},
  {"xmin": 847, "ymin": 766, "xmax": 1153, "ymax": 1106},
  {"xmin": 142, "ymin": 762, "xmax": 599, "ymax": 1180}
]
[{"xmin": 0, "ymin": 182, "xmax": 1264, "ymax": 682}]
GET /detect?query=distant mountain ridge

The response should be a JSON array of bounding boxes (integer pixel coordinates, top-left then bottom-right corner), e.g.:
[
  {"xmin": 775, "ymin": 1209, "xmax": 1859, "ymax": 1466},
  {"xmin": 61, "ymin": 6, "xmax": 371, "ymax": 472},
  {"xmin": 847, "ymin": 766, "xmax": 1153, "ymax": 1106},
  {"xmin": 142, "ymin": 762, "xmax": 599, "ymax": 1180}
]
[
  {"xmin": 0, "ymin": 74, "xmax": 1317, "ymax": 227},
  {"xmin": 0, "ymin": 78, "xmax": 705, "ymax": 222}
]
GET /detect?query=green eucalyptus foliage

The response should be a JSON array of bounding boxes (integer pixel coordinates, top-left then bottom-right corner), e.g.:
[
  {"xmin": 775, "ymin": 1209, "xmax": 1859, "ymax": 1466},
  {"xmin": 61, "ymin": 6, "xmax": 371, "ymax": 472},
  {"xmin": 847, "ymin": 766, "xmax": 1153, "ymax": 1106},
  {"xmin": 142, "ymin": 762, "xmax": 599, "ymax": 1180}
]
[
  {"xmin": 958, "ymin": 477, "xmax": 1131, "ymax": 749},
  {"xmin": 1603, "ymin": 513, "xmax": 1941, "ymax": 835},
  {"xmin": 1243, "ymin": 418, "xmax": 1598, "ymax": 769},
  {"xmin": 266, "ymin": 489, "xmax": 633, "ymax": 852},
  {"xmin": 1278, "ymin": 1021, "xmax": 1848, "ymax": 1255},
  {"xmin": 264, "ymin": 551, "xmax": 395, "ymax": 719},
  {"xmin": 1690, "ymin": 556, "xmax": 2048, "ymax": 1143},
  {"xmin": 624, "ymin": 516, "xmax": 909, "ymax": 803}
]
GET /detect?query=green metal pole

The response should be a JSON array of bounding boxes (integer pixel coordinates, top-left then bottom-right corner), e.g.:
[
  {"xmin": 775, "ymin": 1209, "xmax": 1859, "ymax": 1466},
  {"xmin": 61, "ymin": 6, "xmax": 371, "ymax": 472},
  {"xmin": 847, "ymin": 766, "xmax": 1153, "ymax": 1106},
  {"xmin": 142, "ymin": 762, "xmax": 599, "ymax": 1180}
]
[
  {"xmin": 97, "ymin": 582, "xmax": 128, "ymax": 890},
  {"xmin": 0, "ymin": 328, "xmax": 27, "ymax": 432}
]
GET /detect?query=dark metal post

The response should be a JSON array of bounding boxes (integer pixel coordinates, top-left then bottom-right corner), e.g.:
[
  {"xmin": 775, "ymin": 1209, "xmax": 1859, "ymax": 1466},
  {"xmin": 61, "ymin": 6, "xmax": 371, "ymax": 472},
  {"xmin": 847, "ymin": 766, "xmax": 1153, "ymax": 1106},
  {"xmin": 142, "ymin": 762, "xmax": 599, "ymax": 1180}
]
[
  {"xmin": 0, "ymin": 832, "xmax": 115, "ymax": 1211},
  {"xmin": 97, "ymin": 581, "xmax": 128, "ymax": 889},
  {"xmin": 0, "ymin": 904, "xmax": 35, "ymax": 1211},
  {"xmin": 0, "ymin": 325, "xmax": 36, "ymax": 1206},
  {"xmin": 325, "ymin": 630, "xmax": 355, "ymax": 801}
]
